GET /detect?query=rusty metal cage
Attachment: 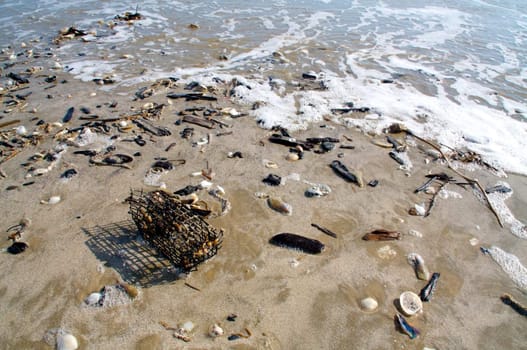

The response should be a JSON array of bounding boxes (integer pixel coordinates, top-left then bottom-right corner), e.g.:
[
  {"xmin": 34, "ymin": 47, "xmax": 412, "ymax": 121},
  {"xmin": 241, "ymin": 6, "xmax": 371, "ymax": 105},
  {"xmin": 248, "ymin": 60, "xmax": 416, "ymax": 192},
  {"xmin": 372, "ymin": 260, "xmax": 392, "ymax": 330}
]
[{"xmin": 128, "ymin": 189, "xmax": 223, "ymax": 271}]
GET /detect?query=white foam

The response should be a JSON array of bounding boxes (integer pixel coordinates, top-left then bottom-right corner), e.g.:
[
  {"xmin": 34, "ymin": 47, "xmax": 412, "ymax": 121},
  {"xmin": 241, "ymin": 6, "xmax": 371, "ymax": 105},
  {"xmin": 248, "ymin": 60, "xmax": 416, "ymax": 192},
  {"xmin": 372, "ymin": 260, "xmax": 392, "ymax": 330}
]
[
  {"xmin": 484, "ymin": 182, "xmax": 527, "ymax": 239},
  {"xmin": 486, "ymin": 246, "xmax": 527, "ymax": 291}
]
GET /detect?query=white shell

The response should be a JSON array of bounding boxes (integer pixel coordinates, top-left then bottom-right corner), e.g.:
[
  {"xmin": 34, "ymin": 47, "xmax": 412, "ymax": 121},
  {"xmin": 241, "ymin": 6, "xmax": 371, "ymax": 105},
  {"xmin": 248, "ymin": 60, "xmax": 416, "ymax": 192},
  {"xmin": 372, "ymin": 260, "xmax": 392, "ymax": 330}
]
[
  {"xmin": 16, "ymin": 126, "xmax": 27, "ymax": 135},
  {"xmin": 360, "ymin": 297, "xmax": 378, "ymax": 312},
  {"xmin": 286, "ymin": 153, "xmax": 299, "ymax": 161},
  {"xmin": 199, "ymin": 180, "xmax": 213, "ymax": 189},
  {"xmin": 399, "ymin": 291, "xmax": 423, "ymax": 316},
  {"xmin": 208, "ymin": 324, "xmax": 224, "ymax": 337},
  {"xmin": 85, "ymin": 292, "xmax": 102, "ymax": 306},
  {"xmin": 118, "ymin": 120, "xmax": 128, "ymax": 127},
  {"xmin": 57, "ymin": 333, "xmax": 79, "ymax": 350},
  {"xmin": 48, "ymin": 196, "xmax": 61, "ymax": 204}
]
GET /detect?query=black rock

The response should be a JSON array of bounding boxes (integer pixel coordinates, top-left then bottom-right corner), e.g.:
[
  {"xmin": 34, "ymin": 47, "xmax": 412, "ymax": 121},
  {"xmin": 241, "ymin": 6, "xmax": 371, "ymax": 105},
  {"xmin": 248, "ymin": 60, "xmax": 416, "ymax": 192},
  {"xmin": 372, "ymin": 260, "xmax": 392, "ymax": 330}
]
[
  {"xmin": 263, "ymin": 174, "xmax": 281, "ymax": 186},
  {"xmin": 7, "ymin": 242, "xmax": 28, "ymax": 255},
  {"xmin": 60, "ymin": 168, "xmax": 78, "ymax": 179}
]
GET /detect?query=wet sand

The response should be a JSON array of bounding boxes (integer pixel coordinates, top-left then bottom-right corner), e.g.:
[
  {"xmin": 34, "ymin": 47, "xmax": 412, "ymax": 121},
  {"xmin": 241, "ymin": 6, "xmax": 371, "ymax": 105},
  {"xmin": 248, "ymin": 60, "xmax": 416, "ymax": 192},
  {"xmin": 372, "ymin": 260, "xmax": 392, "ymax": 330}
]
[{"xmin": 1, "ymin": 60, "xmax": 527, "ymax": 350}]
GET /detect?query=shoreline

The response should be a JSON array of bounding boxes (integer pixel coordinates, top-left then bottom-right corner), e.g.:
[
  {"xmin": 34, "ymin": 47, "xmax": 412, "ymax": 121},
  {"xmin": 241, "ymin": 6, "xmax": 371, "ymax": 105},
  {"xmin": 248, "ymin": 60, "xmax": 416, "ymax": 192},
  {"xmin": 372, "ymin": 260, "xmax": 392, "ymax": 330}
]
[{"xmin": 1, "ymin": 54, "xmax": 527, "ymax": 349}]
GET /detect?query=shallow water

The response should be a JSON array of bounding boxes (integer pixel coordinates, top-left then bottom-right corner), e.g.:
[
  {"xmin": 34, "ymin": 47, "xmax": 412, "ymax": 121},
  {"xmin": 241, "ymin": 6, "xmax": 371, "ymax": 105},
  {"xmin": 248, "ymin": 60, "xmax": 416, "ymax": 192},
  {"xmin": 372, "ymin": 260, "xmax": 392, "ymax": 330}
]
[{"xmin": 2, "ymin": 0, "xmax": 526, "ymax": 173}]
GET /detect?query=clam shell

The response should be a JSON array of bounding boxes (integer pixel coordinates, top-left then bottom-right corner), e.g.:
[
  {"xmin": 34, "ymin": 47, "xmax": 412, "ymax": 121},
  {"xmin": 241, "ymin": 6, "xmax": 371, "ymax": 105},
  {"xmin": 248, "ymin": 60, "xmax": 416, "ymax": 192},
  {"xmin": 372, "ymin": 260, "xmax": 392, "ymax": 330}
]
[
  {"xmin": 360, "ymin": 297, "xmax": 378, "ymax": 312},
  {"xmin": 267, "ymin": 197, "xmax": 292, "ymax": 215},
  {"xmin": 85, "ymin": 292, "xmax": 103, "ymax": 306},
  {"xmin": 57, "ymin": 333, "xmax": 79, "ymax": 350},
  {"xmin": 286, "ymin": 153, "xmax": 299, "ymax": 161},
  {"xmin": 399, "ymin": 291, "xmax": 423, "ymax": 316}
]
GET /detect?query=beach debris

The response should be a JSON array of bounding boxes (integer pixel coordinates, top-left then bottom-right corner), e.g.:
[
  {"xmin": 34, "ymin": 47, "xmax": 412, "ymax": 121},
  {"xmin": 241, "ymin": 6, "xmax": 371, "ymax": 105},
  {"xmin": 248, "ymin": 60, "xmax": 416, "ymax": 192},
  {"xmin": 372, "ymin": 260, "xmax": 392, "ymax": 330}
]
[
  {"xmin": 133, "ymin": 119, "xmax": 171, "ymax": 136},
  {"xmin": 368, "ymin": 180, "xmax": 379, "ymax": 187},
  {"xmin": 360, "ymin": 297, "xmax": 378, "ymax": 312},
  {"xmin": 182, "ymin": 115, "xmax": 215, "ymax": 129},
  {"xmin": 228, "ymin": 328, "xmax": 252, "ymax": 340},
  {"xmin": 399, "ymin": 291, "xmax": 423, "ymax": 316},
  {"xmin": 128, "ymin": 190, "xmax": 223, "ymax": 271},
  {"xmin": 228, "ymin": 151, "xmax": 243, "ymax": 158},
  {"xmin": 485, "ymin": 184, "xmax": 512, "ymax": 194},
  {"xmin": 267, "ymin": 197, "xmax": 292, "ymax": 215},
  {"xmin": 263, "ymin": 159, "xmax": 278, "ymax": 168},
  {"xmin": 159, "ymin": 321, "xmax": 192, "ymax": 342},
  {"xmin": 408, "ymin": 203, "xmax": 426, "ymax": 216},
  {"xmin": 286, "ymin": 152, "xmax": 299, "ymax": 161},
  {"xmin": 54, "ymin": 26, "xmax": 87, "ymax": 44},
  {"xmin": 114, "ymin": 11, "xmax": 142, "ymax": 22},
  {"xmin": 330, "ymin": 160, "xmax": 363, "ymax": 187},
  {"xmin": 500, "ymin": 294, "xmax": 527, "ymax": 317},
  {"xmin": 311, "ymin": 223, "xmax": 337, "ymax": 238},
  {"xmin": 167, "ymin": 92, "xmax": 216, "ymax": 101},
  {"xmin": 227, "ymin": 314, "xmax": 237, "ymax": 322},
  {"xmin": 56, "ymin": 332, "xmax": 79, "ymax": 350},
  {"xmin": 420, "ymin": 272, "xmax": 440, "ymax": 302},
  {"xmin": 407, "ymin": 253, "xmax": 430, "ymax": 280},
  {"xmin": 305, "ymin": 183, "xmax": 331, "ymax": 197},
  {"xmin": 174, "ymin": 185, "xmax": 200, "ymax": 196},
  {"xmin": 41, "ymin": 195, "xmax": 61, "ymax": 205},
  {"xmin": 389, "ymin": 151, "xmax": 405, "ymax": 165},
  {"xmin": 391, "ymin": 123, "xmax": 503, "ymax": 227},
  {"xmin": 7, "ymin": 241, "xmax": 28, "ymax": 254},
  {"xmin": 84, "ymin": 292, "xmax": 103, "ymax": 306},
  {"xmin": 209, "ymin": 187, "xmax": 231, "ymax": 216},
  {"xmin": 209, "ymin": 324, "xmax": 224, "ymax": 337},
  {"xmin": 60, "ymin": 168, "xmax": 78, "ymax": 179},
  {"xmin": 263, "ymin": 173, "xmax": 281, "ymax": 186},
  {"xmin": 394, "ymin": 313, "xmax": 419, "ymax": 339},
  {"xmin": 268, "ymin": 134, "xmax": 313, "ymax": 150},
  {"xmin": 269, "ymin": 233, "xmax": 325, "ymax": 254},
  {"xmin": 362, "ymin": 229, "xmax": 400, "ymax": 241}
]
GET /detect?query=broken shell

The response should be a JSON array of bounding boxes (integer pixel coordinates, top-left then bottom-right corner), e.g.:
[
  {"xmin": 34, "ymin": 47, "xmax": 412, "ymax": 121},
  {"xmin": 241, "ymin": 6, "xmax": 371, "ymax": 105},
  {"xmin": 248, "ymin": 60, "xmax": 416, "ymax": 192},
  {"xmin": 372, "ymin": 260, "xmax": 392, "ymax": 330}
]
[
  {"xmin": 407, "ymin": 253, "xmax": 430, "ymax": 280},
  {"xmin": 360, "ymin": 297, "xmax": 379, "ymax": 312},
  {"xmin": 267, "ymin": 197, "xmax": 292, "ymax": 215},
  {"xmin": 209, "ymin": 324, "xmax": 224, "ymax": 337},
  {"xmin": 399, "ymin": 291, "xmax": 423, "ymax": 316},
  {"xmin": 16, "ymin": 126, "xmax": 27, "ymax": 135},
  {"xmin": 263, "ymin": 159, "xmax": 278, "ymax": 168},
  {"xmin": 56, "ymin": 333, "xmax": 79, "ymax": 350}
]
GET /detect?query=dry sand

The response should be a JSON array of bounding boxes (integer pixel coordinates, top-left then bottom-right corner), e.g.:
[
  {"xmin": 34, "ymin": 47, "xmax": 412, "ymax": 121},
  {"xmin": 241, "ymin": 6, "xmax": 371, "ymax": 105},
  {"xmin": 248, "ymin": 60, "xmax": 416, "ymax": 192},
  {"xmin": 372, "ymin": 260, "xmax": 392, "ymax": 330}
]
[{"xmin": 1, "ymin": 63, "xmax": 526, "ymax": 350}]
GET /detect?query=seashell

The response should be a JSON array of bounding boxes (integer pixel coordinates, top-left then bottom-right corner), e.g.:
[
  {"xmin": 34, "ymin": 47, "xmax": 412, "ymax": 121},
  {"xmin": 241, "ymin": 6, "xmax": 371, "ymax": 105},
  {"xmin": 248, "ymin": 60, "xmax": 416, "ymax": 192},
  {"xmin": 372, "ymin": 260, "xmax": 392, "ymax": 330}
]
[
  {"xmin": 254, "ymin": 192, "xmax": 269, "ymax": 199},
  {"xmin": 209, "ymin": 324, "xmax": 223, "ymax": 337},
  {"xmin": 16, "ymin": 126, "xmax": 27, "ymax": 135},
  {"xmin": 407, "ymin": 253, "xmax": 430, "ymax": 280},
  {"xmin": 420, "ymin": 272, "xmax": 440, "ymax": 302},
  {"xmin": 305, "ymin": 183, "xmax": 331, "ymax": 198},
  {"xmin": 394, "ymin": 313, "xmax": 419, "ymax": 339},
  {"xmin": 408, "ymin": 204, "xmax": 426, "ymax": 216},
  {"xmin": 263, "ymin": 159, "xmax": 278, "ymax": 168},
  {"xmin": 267, "ymin": 197, "xmax": 292, "ymax": 215},
  {"xmin": 56, "ymin": 333, "xmax": 79, "ymax": 350},
  {"xmin": 286, "ymin": 153, "xmax": 299, "ymax": 161},
  {"xmin": 48, "ymin": 196, "xmax": 61, "ymax": 204},
  {"xmin": 118, "ymin": 120, "xmax": 128, "ymax": 127},
  {"xmin": 269, "ymin": 233, "xmax": 325, "ymax": 254},
  {"xmin": 360, "ymin": 297, "xmax": 378, "ymax": 312},
  {"xmin": 199, "ymin": 180, "xmax": 213, "ymax": 190},
  {"xmin": 407, "ymin": 229, "xmax": 423, "ymax": 238},
  {"xmin": 399, "ymin": 291, "xmax": 423, "ymax": 316},
  {"xmin": 85, "ymin": 292, "xmax": 103, "ymax": 306}
]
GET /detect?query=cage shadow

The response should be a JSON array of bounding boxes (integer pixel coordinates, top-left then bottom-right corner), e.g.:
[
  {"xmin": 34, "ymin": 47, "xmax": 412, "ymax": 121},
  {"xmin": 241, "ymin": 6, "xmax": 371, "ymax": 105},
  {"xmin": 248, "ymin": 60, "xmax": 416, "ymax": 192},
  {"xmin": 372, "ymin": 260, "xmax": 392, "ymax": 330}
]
[{"xmin": 82, "ymin": 220, "xmax": 181, "ymax": 287}]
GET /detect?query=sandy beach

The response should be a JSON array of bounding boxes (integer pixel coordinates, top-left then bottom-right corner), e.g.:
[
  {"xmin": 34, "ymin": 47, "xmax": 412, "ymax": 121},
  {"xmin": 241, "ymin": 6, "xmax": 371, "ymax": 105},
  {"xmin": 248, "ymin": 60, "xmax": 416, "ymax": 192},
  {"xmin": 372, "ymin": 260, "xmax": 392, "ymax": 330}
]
[{"xmin": 1, "ymin": 39, "xmax": 527, "ymax": 350}]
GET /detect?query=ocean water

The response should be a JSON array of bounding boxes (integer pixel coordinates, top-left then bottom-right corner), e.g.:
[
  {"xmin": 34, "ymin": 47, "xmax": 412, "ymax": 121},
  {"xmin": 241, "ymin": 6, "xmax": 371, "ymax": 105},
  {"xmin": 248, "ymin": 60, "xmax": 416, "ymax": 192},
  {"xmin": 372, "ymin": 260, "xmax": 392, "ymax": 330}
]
[{"xmin": 1, "ymin": 0, "xmax": 526, "ymax": 173}]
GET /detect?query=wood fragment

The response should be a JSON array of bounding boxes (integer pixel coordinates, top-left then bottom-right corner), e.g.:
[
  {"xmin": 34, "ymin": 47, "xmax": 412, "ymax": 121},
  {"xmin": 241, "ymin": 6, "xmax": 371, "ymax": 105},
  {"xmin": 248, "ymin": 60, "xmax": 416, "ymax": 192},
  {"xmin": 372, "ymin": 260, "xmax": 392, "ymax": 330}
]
[
  {"xmin": 402, "ymin": 128, "xmax": 504, "ymax": 227},
  {"xmin": 182, "ymin": 115, "xmax": 215, "ymax": 129},
  {"xmin": 311, "ymin": 223, "xmax": 337, "ymax": 238},
  {"xmin": 0, "ymin": 119, "xmax": 21, "ymax": 129}
]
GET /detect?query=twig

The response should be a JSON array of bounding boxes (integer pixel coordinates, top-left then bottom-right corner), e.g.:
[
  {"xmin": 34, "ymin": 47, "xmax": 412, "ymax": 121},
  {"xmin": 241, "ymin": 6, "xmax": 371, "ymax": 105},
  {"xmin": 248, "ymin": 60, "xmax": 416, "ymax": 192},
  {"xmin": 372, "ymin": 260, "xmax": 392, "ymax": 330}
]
[
  {"xmin": 405, "ymin": 129, "xmax": 503, "ymax": 227},
  {"xmin": 311, "ymin": 223, "xmax": 337, "ymax": 238},
  {"xmin": 184, "ymin": 282, "xmax": 201, "ymax": 292},
  {"xmin": 424, "ymin": 181, "xmax": 447, "ymax": 217}
]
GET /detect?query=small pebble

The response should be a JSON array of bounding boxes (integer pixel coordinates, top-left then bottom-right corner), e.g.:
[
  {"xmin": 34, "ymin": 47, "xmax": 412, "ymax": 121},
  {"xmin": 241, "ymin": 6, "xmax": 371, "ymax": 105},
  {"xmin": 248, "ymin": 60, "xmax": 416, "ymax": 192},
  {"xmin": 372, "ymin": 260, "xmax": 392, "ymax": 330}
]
[{"xmin": 360, "ymin": 297, "xmax": 378, "ymax": 312}]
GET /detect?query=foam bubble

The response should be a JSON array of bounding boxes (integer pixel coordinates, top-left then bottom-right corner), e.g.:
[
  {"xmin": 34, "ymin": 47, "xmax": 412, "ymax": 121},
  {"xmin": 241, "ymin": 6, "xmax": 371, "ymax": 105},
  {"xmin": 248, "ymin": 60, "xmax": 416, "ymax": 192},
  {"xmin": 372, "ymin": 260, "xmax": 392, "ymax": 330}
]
[{"xmin": 486, "ymin": 246, "xmax": 527, "ymax": 290}]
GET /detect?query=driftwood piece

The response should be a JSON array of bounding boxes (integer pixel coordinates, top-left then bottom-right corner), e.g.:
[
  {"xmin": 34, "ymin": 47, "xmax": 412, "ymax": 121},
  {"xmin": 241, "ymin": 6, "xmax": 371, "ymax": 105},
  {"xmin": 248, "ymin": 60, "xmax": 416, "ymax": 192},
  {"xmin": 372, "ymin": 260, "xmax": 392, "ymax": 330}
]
[
  {"xmin": 182, "ymin": 115, "xmax": 215, "ymax": 129},
  {"xmin": 388, "ymin": 123, "xmax": 503, "ymax": 227}
]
